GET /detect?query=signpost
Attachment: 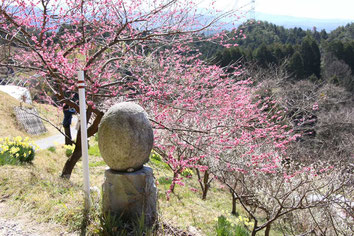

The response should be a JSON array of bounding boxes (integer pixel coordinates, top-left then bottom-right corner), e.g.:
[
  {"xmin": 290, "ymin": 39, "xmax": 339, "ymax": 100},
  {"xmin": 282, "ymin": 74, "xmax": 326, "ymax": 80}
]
[{"xmin": 78, "ymin": 70, "xmax": 91, "ymax": 210}]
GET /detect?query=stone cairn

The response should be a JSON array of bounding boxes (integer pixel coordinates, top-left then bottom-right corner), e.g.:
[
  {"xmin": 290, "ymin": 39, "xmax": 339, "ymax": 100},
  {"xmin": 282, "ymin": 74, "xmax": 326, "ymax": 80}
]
[{"xmin": 98, "ymin": 102, "xmax": 157, "ymax": 226}]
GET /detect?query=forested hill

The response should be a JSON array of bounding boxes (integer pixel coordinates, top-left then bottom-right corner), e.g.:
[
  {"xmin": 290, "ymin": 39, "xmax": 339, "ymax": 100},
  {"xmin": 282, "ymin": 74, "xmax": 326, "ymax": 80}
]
[
  {"xmin": 196, "ymin": 21, "xmax": 354, "ymax": 174},
  {"xmin": 327, "ymin": 23, "xmax": 354, "ymax": 42},
  {"xmin": 201, "ymin": 21, "xmax": 354, "ymax": 92}
]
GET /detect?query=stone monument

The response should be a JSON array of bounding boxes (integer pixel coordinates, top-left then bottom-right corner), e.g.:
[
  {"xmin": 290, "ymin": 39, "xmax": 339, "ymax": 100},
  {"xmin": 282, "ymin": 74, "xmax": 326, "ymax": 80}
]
[{"xmin": 98, "ymin": 102, "xmax": 157, "ymax": 226}]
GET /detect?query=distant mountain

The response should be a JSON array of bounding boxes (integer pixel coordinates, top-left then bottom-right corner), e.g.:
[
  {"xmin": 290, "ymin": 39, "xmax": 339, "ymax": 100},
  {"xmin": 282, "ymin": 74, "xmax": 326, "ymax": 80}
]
[
  {"xmin": 204, "ymin": 11, "xmax": 353, "ymax": 34},
  {"xmin": 255, "ymin": 12, "xmax": 353, "ymax": 32}
]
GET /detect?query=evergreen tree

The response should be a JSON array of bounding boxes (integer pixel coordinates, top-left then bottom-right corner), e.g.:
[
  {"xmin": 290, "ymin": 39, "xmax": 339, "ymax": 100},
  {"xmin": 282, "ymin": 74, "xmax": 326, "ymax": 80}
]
[
  {"xmin": 288, "ymin": 51, "xmax": 304, "ymax": 80},
  {"xmin": 328, "ymin": 40, "xmax": 344, "ymax": 59},
  {"xmin": 254, "ymin": 44, "xmax": 276, "ymax": 68},
  {"xmin": 313, "ymin": 27, "xmax": 321, "ymax": 42},
  {"xmin": 320, "ymin": 29, "xmax": 328, "ymax": 40},
  {"xmin": 328, "ymin": 40, "xmax": 354, "ymax": 73},
  {"xmin": 343, "ymin": 42, "xmax": 354, "ymax": 72},
  {"xmin": 273, "ymin": 43, "xmax": 285, "ymax": 63},
  {"xmin": 300, "ymin": 36, "xmax": 321, "ymax": 79},
  {"xmin": 310, "ymin": 39, "xmax": 321, "ymax": 78},
  {"xmin": 284, "ymin": 44, "xmax": 295, "ymax": 57},
  {"xmin": 221, "ymin": 49, "xmax": 232, "ymax": 67},
  {"xmin": 229, "ymin": 47, "xmax": 244, "ymax": 64}
]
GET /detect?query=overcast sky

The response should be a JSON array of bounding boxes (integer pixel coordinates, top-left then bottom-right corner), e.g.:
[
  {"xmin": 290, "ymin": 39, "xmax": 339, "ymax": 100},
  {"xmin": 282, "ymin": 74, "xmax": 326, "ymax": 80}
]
[{"xmin": 202, "ymin": 0, "xmax": 354, "ymax": 20}]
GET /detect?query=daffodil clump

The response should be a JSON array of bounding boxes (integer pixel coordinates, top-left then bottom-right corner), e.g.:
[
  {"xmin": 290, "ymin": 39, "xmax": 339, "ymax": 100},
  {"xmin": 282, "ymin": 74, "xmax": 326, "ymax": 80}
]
[
  {"xmin": 64, "ymin": 144, "xmax": 75, "ymax": 157},
  {"xmin": 236, "ymin": 215, "xmax": 254, "ymax": 228},
  {"xmin": 215, "ymin": 215, "xmax": 250, "ymax": 236},
  {"xmin": 0, "ymin": 136, "xmax": 38, "ymax": 165}
]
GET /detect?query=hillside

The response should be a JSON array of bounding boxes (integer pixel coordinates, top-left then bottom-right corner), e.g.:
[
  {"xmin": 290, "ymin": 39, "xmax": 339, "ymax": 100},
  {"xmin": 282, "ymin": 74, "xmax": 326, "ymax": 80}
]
[
  {"xmin": 0, "ymin": 94, "xmax": 248, "ymax": 235},
  {"xmin": 203, "ymin": 21, "xmax": 354, "ymax": 93},
  {"xmin": 0, "ymin": 2, "xmax": 352, "ymax": 235},
  {"xmin": 0, "ymin": 127, "xmax": 256, "ymax": 235},
  {"xmin": 255, "ymin": 12, "xmax": 353, "ymax": 32},
  {"xmin": 0, "ymin": 90, "xmax": 63, "ymax": 139}
]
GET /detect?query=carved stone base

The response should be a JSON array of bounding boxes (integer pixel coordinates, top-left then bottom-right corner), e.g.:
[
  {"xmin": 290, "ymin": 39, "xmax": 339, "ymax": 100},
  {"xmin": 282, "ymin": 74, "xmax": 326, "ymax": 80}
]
[{"xmin": 102, "ymin": 166, "xmax": 157, "ymax": 226}]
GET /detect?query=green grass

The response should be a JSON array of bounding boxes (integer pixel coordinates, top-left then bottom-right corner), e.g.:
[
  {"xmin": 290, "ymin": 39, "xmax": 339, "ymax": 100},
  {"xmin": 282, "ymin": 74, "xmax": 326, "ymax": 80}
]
[
  {"xmin": 0, "ymin": 139, "xmax": 287, "ymax": 235},
  {"xmin": 0, "ymin": 152, "xmax": 20, "ymax": 165},
  {"xmin": 47, "ymin": 146, "xmax": 56, "ymax": 153},
  {"xmin": 157, "ymin": 177, "xmax": 172, "ymax": 185},
  {"xmin": 88, "ymin": 143, "xmax": 100, "ymax": 157},
  {"xmin": 89, "ymin": 160, "xmax": 106, "ymax": 168},
  {"xmin": 150, "ymin": 157, "xmax": 170, "ymax": 170}
]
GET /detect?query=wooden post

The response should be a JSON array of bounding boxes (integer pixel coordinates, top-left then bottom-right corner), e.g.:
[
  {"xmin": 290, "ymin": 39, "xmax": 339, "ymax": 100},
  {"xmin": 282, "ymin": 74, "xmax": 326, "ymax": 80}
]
[{"xmin": 78, "ymin": 70, "xmax": 91, "ymax": 210}]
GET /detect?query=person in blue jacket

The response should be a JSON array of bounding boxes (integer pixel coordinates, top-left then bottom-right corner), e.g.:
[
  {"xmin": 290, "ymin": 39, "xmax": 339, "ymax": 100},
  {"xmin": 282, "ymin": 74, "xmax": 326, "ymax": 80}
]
[{"xmin": 63, "ymin": 105, "xmax": 76, "ymax": 145}]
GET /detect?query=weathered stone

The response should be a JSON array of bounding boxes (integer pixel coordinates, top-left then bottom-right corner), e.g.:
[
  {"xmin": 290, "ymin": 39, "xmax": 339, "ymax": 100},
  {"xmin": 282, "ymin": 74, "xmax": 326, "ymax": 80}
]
[
  {"xmin": 102, "ymin": 167, "xmax": 157, "ymax": 226},
  {"xmin": 98, "ymin": 102, "xmax": 154, "ymax": 171}
]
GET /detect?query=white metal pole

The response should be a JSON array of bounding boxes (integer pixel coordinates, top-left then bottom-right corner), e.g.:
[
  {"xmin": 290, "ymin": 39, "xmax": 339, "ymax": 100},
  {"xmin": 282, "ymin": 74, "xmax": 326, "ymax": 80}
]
[{"xmin": 78, "ymin": 70, "xmax": 91, "ymax": 210}]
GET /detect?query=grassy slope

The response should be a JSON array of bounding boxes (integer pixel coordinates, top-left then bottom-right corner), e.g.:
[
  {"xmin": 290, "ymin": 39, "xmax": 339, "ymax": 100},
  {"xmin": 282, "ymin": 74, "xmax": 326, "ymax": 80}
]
[
  {"xmin": 151, "ymin": 159, "xmax": 236, "ymax": 234},
  {"xmin": 0, "ymin": 142, "xmax": 280, "ymax": 235},
  {"xmin": 0, "ymin": 97, "xmax": 281, "ymax": 235},
  {"xmin": 0, "ymin": 90, "xmax": 62, "ymax": 139}
]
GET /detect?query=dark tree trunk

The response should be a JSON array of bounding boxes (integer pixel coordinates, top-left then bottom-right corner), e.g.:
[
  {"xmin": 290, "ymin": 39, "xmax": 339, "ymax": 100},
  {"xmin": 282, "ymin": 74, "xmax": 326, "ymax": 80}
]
[
  {"xmin": 264, "ymin": 224, "xmax": 271, "ymax": 236},
  {"xmin": 251, "ymin": 221, "xmax": 258, "ymax": 236},
  {"xmin": 202, "ymin": 184, "xmax": 209, "ymax": 200},
  {"xmin": 196, "ymin": 169, "xmax": 212, "ymax": 200},
  {"xmin": 202, "ymin": 170, "xmax": 210, "ymax": 200},
  {"xmin": 60, "ymin": 109, "xmax": 103, "ymax": 179},
  {"xmin": 61, "ymin": 132, "xmax": 82, "ymax": 178},
  {"xmin": 196, "ymin": 169, "xmax": 204, "ymax": 197},
  {"xmin": 231, "ymin": 192, "xmax": 237, "ymax": 215},
  {"xmin": 170, "ymin": 172, "xmax": 179, "ymax": 193}
]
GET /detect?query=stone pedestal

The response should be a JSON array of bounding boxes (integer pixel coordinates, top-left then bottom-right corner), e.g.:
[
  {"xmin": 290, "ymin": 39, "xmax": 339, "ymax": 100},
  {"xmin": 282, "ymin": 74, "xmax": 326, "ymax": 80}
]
[{"xmin": 102, "ymin": 166, "xmax": 157, "ymax": 226}]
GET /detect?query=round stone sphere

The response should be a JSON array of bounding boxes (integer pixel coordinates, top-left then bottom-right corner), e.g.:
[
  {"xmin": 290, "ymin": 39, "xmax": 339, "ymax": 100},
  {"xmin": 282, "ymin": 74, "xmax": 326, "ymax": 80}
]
[{"xmin": 98, "ymin": 102, "xmax": 154, "ymax": 171}]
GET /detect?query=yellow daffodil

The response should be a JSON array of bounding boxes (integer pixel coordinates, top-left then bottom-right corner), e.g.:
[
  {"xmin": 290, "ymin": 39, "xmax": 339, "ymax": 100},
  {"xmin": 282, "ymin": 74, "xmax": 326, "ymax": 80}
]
[
  {"xmin": 10, "ymin": 147, "xmax": 18, "ymax": 154},
  {"xmin": 14, "ymin": 136, "xmax": 22, "ymax": 143},
  {"xmin": 1, "ymin": 136, "xmax": 35, "ymax": 164}
]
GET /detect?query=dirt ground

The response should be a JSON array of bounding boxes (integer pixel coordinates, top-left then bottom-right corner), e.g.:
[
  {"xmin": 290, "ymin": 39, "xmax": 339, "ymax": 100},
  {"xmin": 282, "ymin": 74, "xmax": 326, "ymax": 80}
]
[{"xmin": 0, "ymin": 202, "xmax": 76, "ymax": 236}]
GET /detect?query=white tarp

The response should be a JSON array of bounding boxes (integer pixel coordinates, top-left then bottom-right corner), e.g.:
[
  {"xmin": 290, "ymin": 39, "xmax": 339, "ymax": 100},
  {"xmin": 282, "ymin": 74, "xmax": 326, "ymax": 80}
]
[{"xmin": 0, "ymin": 85, "xmax": 32, "ymax": 104}]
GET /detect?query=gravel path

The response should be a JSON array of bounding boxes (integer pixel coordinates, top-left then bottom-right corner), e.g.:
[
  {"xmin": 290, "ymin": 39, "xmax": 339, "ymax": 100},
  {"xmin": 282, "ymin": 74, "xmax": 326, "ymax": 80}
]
[
  {"xmin": 34, "ymin": 117, "xmax": 78, "ymax": 150},
  {"xmin": 0, "ymin": 218, "xmax": 32, "ymax": 236},
  {"xmin": 0, "ymin": 203, "xmax": 76, "ymax": 236}
]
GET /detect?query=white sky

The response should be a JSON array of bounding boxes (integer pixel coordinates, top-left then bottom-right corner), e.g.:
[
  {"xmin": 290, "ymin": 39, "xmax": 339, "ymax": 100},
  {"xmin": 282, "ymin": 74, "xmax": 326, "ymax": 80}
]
[{"xmin": 201, "ymin": 0, "xmax": 354, "ymax": 20}]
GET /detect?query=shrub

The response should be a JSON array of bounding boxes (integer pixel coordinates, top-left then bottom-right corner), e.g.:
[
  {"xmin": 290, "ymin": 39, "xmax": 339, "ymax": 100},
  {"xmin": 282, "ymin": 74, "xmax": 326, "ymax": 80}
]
[
  {"xmin": 216, "ymin": 215, "xmax": 249, "ymax": 236},
  {"xmin": 64, "ymin": 144, "xmax": 75, "ymax": 157},
  {"xmin": 0, "ymin": 136, "xmax": 37, "ymax": 165},
  {"xmin": 151, "ymin": 152, "xmax": 162, "ymax": 161},
  {"xmin": 48, "ymin": 146, "xmax": 56, "ymax": 153},
  {"xmin": 234, "ymin": 225, "xmax": 250, "ymax": 236},
  {"xmin": 181, "ymin": 168, "xmax": 193, "ymax": 178}
]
